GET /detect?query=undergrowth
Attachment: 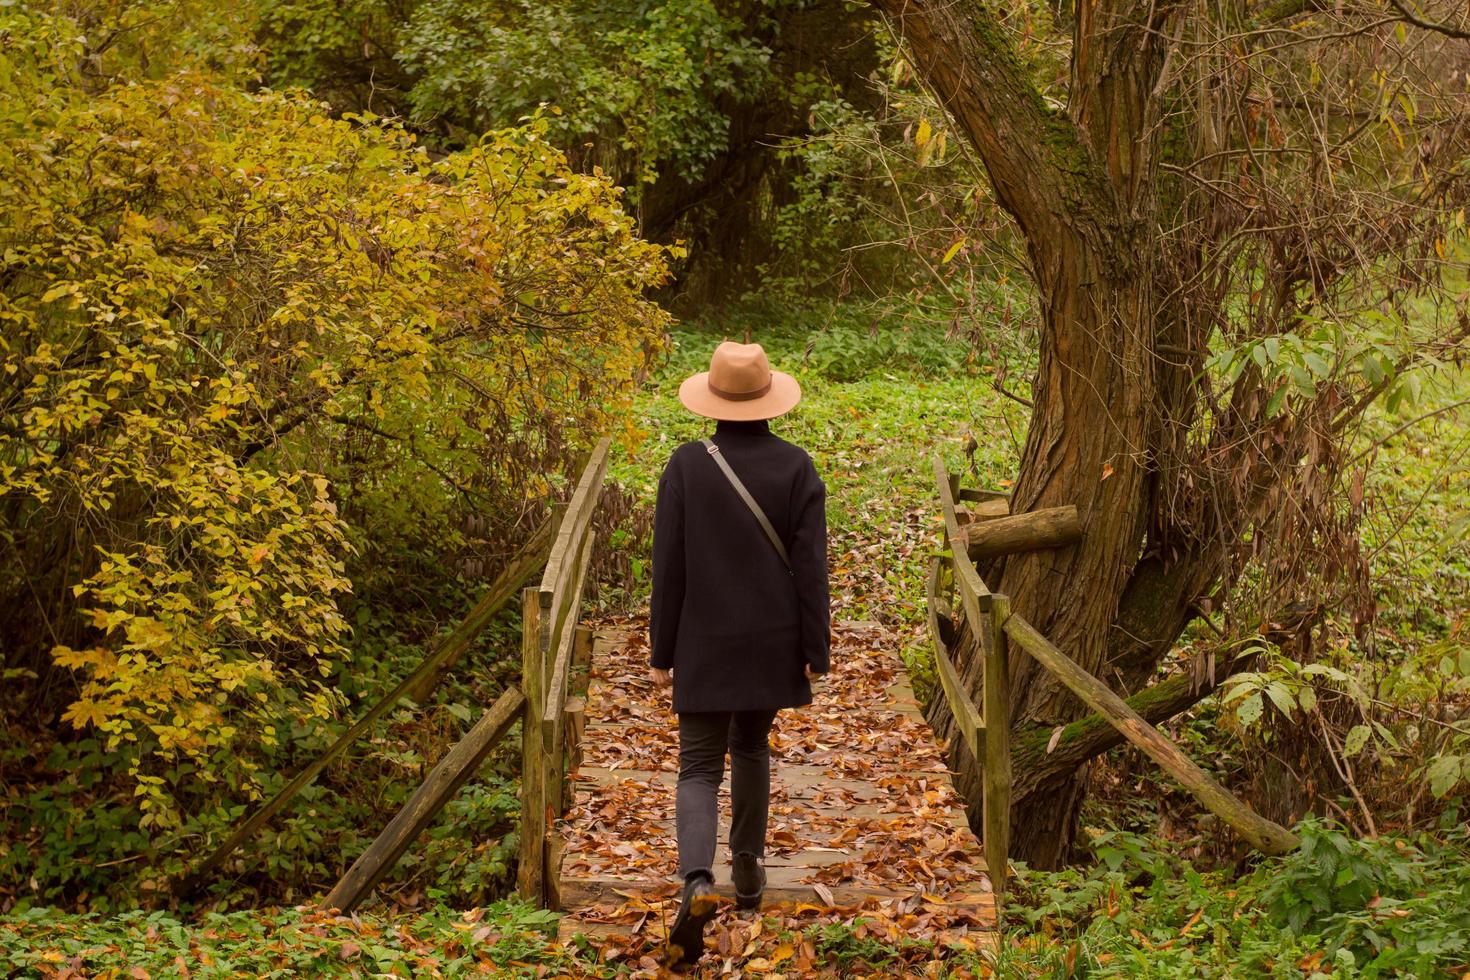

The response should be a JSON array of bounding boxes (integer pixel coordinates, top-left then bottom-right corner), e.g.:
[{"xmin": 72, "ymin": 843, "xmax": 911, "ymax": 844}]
[{"xmin": 1000, "ymin": 820, "xmax": 1470, "ymax": 978}]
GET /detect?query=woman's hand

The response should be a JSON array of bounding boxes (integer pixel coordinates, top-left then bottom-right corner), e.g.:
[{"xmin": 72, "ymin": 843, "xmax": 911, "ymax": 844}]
[
  {"xmin": 805, "ymin": 664, "xmax": 827, "ymax": 682},
  {"xmin": 650, "ymin": 667, "xmax": 673, "ymax": 688}
]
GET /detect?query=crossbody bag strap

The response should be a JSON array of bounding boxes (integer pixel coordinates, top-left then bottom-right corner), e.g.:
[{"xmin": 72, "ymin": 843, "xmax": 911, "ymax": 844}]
[{"xmin": 701, "ymin": 438, "xmax": 793, "ymax": 575}]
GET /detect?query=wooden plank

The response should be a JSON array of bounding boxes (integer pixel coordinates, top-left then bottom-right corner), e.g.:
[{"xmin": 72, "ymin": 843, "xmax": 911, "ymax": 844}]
[
  {"xmin": 557, "ymin": 876, "xmax": 996, "ymax": 914},
  {"xmin": 1001, "ymin": 611, "xmax": 1300, "ymax": 855},
  {"xmin": 570, "ymin": 765, "xmax": 893, "ymax": 802},
  {"xmin": 175, "ymin": 516, "xmax": 553, "ymax": 898},
  {"xmin": 321, "ymin": 686, "xmax": 525, "ymax": 913},
  {"xmin": 517, "ymin": 588, "xmax": 550, "ymax": 902},
  {"xmin": 927, "ymin": 554, "xmax": 983, "ymax": 756},
  {"xmin": 543, "ymin": 528, "xmax": 595, "ymax": 755},
  {"xmin": 955, "ymin": 499, "xmax": 1008, "ymax": 526},
  {"xmin": 969, "ymin": 498, "xmax": 1010, "ymax": 521},
  {"xmin": 958, "ymin": 487, "xmax": 1010, "ymax": 504},
  {"xmin": 931, "ymin": 456, "xmax": 992, "ymax": 624},
  {"xmin": 961, "ymin": 505, "xmax": 1081, "ymax": 560},
  {"xmin": 538, "ymin": 437, "xmax": 611, "ymax": 646},
  {"xmin": 982, "ymin": 595, "xmax": 1013, "ymax": 902}
]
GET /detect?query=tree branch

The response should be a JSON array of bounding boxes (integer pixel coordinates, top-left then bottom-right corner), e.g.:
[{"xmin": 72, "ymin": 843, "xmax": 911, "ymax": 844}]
[
  {"xmin": 868, "ymin": 0, "xmax": 1115, "ymax": 245},
  {"xmin": 1383, "ymin": 0, "xmax": 1470, "ymax": 38},
  {"xmin": 1010, "ymin": 647, "xmax": 1260, "ymax": 803}
]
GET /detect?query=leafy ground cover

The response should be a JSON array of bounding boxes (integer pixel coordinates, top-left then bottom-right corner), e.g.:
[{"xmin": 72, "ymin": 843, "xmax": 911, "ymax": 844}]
[{"xmin": 0, "ymin": 900, "xmax": 568, "ymax": 978}]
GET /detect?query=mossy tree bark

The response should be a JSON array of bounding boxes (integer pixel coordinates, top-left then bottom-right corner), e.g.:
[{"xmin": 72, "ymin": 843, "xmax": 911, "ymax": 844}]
[{"xmin": 870, "ymin": 0, "xmax": 1212, "ymax": 868}]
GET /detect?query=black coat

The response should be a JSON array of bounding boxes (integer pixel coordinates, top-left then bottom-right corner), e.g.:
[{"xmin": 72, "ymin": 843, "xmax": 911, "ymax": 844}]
[{"xmin": 649, "ymin": 418, "xmax": 831, "ymax": 713}]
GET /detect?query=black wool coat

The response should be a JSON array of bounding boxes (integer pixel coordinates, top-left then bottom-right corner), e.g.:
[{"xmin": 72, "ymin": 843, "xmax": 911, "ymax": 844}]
[{"xmin": 649, "ymin": 418, "xmax": 831, "ymax": 713}]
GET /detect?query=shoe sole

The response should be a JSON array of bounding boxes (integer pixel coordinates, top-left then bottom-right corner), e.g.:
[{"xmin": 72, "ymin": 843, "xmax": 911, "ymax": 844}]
[{"xmin": 735, "ymin": 891, "xmax": 763, "ymax": 910}]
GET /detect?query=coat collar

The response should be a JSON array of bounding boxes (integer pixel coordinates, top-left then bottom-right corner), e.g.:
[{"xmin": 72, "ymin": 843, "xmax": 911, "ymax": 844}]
[{"xmin": 714, "ymin": 418, "xmax": 772, "ymax": 437}]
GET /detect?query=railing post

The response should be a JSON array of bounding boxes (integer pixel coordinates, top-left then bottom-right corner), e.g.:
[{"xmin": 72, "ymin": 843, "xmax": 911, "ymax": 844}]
[
  {"xmin": 517, "ymin": 586, "xmax": 548, "ymax": 904},
  {"xmin": 983, "ymin": 593, "xmax": 1013, "ymax": 903}
]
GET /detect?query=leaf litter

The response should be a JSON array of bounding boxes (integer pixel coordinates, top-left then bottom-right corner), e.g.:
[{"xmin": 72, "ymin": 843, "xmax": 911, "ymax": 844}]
[{"xmin": 555, "ymin": 615, "xmax": 999, "ymax": 976}]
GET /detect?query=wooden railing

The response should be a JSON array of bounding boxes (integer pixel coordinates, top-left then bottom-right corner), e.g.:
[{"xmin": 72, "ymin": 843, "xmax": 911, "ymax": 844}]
[
  {"xmin": 323, "ymin": 436, "xmax": 609, "ymax": 913},
  {"xmin": 174, "ymin": 438, "xmax": 610, "ymax": 912},
  {"xmin": 515, "ymin": 434, "xmax": 608, "ymax": 908},
  {"xmin": 927, "ymin": 456, "xmax": 1299, "ymax": 901}
]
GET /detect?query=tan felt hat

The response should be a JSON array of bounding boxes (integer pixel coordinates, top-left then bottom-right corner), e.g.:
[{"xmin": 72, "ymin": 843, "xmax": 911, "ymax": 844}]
[{"xmin": 678, "ymin": 341, "xmax": 801, "ymax": 421}]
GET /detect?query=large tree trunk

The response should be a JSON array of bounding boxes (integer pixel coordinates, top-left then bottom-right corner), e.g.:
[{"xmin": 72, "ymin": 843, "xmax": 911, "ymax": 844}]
[{"xmin": 871, "ymin": 0, "xmax": 1200, "ymax": 868}]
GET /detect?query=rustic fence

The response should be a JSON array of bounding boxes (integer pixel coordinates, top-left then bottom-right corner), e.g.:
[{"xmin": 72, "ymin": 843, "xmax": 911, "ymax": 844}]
[
  {"xmin": 926, "ymin": 455, "xmax": 1299, "ymax": 901},
  {"xmin": 175, "ymin": 438, "xmax": 610, "ymax": 913}
]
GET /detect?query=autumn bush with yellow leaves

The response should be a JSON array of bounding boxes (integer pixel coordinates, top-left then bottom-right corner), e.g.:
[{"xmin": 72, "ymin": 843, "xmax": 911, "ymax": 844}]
[{"xmin": 0, "ymin": 4, "xmax": 672, "ymax": 904}]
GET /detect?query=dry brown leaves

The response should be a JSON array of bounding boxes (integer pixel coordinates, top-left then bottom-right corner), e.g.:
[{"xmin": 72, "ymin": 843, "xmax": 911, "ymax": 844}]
[{"xmin": 554, "ymin": 617, "xmax": 998, "ymax": 977}]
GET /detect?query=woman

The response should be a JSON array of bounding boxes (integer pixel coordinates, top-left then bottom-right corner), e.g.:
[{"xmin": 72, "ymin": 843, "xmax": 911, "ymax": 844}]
[{"xmin": 649, "ymin": 340, "xmax": 831, "ymax": 967}]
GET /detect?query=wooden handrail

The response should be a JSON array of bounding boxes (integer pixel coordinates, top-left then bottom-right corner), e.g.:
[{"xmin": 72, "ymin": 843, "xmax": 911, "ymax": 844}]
[
  {"xmin": 926, "ymin": 554, "xmax": 984, "ymax": 757},
  {"xmin": 1000, "ymin": 611, "xmax": 1299, "ymax": 855},
  {"xmin": 930, "ymin": 455, "xmax": 1008, "ymax": 898},
  {"xmin": 322, "ymin": 686, "xmax": 526, "ymax": 914},
  {"xmin": 518, "ymin": 437, "xmax": 610, "ymax": 906},
  {"xmin": 176, "ymin": 516, "xmax": 554, "ymax": 898},
  {"xmin": 925, "ymin": 459, "xmax": 1300, "ymax": 905},
  {"xmin": 931, "ymin": 456, "xmax": 991, "ymax": 613},
  {"xmin": 543, "ymin": 528, "xmax": 595, "ymax": 754},
  {"xmin": 539, "ymin": 437, "xmax": 611, "ymax": 649}
]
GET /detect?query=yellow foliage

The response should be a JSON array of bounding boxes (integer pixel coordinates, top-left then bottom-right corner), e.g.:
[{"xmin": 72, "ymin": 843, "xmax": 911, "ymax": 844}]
[{"xmin": 1, "ymin": 6, "xmax": 674, "ymax": 825}]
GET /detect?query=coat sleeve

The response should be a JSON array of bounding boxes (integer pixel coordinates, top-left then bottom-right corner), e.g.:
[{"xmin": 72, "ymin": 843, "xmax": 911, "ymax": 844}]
[
  {"xmin": 790, "ymin": 455, "xmax": 831, "ymax": 673},
  {"xmin": 649, "ymin": 452, "xmax": 685, "ymax": 670}
]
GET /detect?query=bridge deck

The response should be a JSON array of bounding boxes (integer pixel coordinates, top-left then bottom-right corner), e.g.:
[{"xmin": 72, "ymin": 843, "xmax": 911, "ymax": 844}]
[{"xmin": 553, "ymin": 620, "xmax": 998, "ymax": 950}]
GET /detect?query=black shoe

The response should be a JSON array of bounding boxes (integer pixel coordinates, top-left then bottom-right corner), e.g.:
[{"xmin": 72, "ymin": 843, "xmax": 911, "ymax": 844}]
[
  {"xmin": 732, "ymin": 851, "xmax": 766, "ymax": 910},
  {"xmin": 666, "ymin": 871, "xmax": 718, "ymax": 967}
]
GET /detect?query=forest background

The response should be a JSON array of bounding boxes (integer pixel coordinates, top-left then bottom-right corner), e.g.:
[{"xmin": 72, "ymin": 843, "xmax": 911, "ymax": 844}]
[{"xmin": 2, "ymin": 0, "xmax": 1468, "ymax": 976}]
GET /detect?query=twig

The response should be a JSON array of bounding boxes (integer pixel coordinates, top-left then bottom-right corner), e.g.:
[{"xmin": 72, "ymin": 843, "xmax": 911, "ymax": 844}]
[
  {"xmin": 1315, "ymin": 710, "xmax": 1378, "ymax": 837},
  {"xmin": 1348, "ymin": 396, "xmax": 1470, "ymax": 466},
  {"xmin": 992, "ymin": 379, "xmax": 1034, "ymax": 409},
  {"xmin": 1384, "ymin": 0, "xmax": 1470, "ymax": 38}
]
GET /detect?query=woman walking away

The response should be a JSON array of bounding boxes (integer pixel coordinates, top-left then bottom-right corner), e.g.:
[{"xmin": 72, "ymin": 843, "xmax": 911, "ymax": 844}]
[{"xmin": 649, "ymin": 341, "xmax": 831, "ymax": 968}]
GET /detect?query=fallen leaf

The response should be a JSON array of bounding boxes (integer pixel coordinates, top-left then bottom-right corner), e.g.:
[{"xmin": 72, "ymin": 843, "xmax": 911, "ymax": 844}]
[{"xmin": 1047, "ymin": 726, "xmax": 1065, "ymax": 754}]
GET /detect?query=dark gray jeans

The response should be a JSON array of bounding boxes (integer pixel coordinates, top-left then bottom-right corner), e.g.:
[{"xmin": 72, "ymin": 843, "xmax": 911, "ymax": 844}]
[{"xmin": 675, "ymin": 709, "xmax": 779, "ymax": 881}]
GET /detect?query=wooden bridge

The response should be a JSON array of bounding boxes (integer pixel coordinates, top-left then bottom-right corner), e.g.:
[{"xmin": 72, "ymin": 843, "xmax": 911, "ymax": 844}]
[
  {"xmin": 550, "ymin": 621, "xmax": 997, "ymax": 945},
  {"xmin": 175, "ymin": 434, "xmax": 1295, "ymax": 963}
]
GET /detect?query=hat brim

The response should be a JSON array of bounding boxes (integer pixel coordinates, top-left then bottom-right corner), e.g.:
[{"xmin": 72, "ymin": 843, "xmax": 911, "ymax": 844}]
[{"xmin": 678, "ymin": 370, "xmax": 802, "ymax": 421}]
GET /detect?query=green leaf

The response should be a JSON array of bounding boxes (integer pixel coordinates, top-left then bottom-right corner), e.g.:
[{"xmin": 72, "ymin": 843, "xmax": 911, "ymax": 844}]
[
  {"xmin": 1425, "ymin": 755, "xmax": 1464, "ymax": 798},
  {"xmin": 1236, "ymin": 692, "xmax": 1265, "ymax": 726},
  {"xmin": 1265, "ymin": 681, "xmax": 1296, "ymax": 718},
  {"xmin": 1342, "ymin": 724, "xmax": 1371, "ymax": 758}
]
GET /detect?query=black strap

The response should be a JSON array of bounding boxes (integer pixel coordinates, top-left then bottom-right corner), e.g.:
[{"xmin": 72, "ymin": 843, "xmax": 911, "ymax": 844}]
[{"xmin": 701, "ymin": 439, "xmax": 793, "ymax": 574}]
